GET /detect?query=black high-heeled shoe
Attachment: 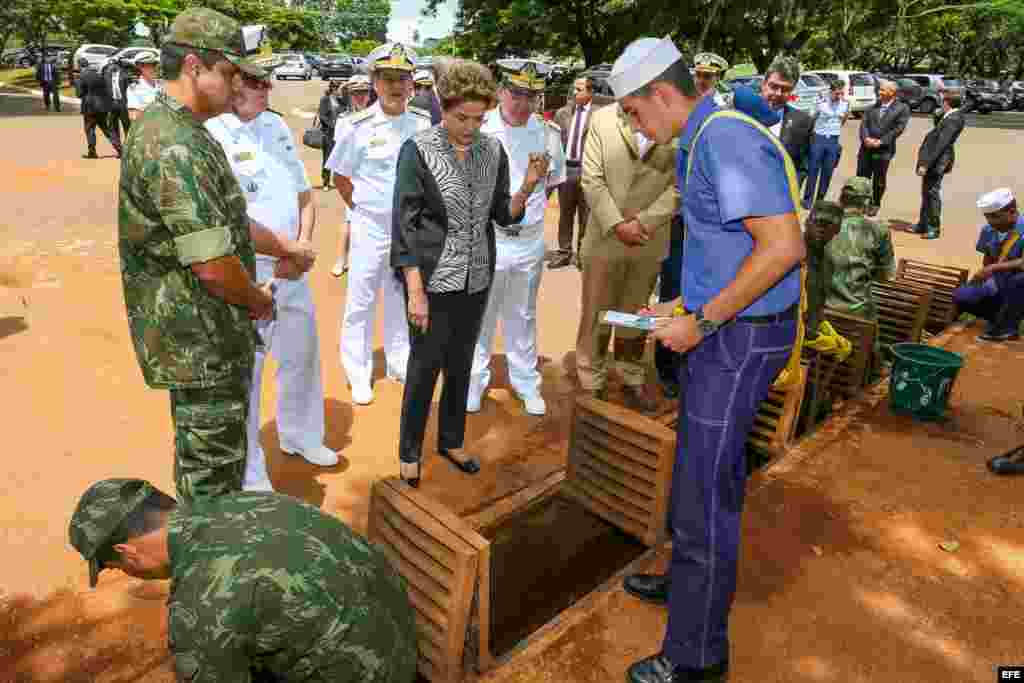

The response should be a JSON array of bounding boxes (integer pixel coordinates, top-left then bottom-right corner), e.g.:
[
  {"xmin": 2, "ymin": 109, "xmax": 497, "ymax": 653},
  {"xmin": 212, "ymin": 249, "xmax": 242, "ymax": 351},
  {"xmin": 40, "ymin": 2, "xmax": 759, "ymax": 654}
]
[
  {"xmin": 438, "ymin": 448, "xmax": 481, "ymax": 475},
  {"xmin": 400, "ymin": 460, "xmax": 421, "ymax": 488}
]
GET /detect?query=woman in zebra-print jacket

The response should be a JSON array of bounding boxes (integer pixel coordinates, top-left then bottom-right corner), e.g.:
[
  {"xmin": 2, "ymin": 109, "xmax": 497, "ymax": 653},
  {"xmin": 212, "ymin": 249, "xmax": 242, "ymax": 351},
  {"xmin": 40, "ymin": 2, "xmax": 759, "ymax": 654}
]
[{"xmin": 391, "ymin": 60, "xmax": 550, "ymax": 487}]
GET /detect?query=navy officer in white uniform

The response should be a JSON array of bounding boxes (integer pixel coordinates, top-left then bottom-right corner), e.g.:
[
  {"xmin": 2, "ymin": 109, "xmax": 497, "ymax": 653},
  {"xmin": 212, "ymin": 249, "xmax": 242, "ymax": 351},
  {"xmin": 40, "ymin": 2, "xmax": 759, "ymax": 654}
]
[
  {"xmin": 325, "ymin": 43, "xmax": 432, "ymax": 405},
  {"xmin": 206, "ymin": 55, "xmax": 338, "ymax": 491}
]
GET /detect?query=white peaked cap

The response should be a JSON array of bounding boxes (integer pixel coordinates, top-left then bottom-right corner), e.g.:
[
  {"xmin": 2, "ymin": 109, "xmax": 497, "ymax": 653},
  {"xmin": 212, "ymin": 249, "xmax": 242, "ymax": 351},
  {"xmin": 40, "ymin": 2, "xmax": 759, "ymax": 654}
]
[
  {"xmin": 608, "ymin": 36, "xmax": 683, "ymax": 99},
  {"xmin": 977, "ymin": 188, "xmax": 1015, "ymax": 213}
]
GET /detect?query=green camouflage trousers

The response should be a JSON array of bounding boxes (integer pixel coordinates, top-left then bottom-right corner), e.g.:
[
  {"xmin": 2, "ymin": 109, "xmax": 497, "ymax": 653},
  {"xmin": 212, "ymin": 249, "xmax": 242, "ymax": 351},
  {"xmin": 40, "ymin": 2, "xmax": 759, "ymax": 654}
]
[{"xmin": 169, "ymin": 380, "xmax": 249, "ymax": 502}]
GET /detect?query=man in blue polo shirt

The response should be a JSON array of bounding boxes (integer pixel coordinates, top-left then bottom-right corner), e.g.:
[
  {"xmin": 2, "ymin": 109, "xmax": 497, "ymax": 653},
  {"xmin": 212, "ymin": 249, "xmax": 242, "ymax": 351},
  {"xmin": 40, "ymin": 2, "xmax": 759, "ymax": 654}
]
[{"xmin": 609, "ymin": 37, "xmax": 806, "ymax": 683}]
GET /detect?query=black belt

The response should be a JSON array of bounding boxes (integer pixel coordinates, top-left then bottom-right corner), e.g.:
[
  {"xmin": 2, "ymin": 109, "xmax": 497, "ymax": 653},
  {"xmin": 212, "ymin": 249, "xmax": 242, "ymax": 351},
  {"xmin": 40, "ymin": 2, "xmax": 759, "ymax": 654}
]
[
  {"xmin": 685, "ymin": 302, "xmax": 798, "ymax": 325},
  {"xmin": 566, "ymin": 160, "xmax": 582, "ymax": 167}
]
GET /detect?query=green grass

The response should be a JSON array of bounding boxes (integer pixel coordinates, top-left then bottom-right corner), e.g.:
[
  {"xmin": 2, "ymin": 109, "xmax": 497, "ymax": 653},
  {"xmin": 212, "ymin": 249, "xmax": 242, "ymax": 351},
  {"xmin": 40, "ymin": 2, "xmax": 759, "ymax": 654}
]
[{"xmin": 0, "ymin": 67, "xmax": 77, "ymax": 97}]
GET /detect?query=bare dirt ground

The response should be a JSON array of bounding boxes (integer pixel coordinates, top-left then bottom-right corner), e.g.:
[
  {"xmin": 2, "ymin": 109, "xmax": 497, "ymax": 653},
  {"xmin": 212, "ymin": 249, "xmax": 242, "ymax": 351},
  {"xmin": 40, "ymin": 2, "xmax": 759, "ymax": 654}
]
[{"xmin": 1, "ymin": 81, "xmax": 1022, "ymax": 680}]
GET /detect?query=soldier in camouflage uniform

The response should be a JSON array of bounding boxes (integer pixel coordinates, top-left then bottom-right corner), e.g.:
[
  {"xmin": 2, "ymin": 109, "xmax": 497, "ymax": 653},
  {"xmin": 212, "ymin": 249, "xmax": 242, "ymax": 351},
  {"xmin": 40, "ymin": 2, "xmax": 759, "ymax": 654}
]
[
  {"xmin": 825, "ymin": 176, "xmax": 897, "ymax": 322},
  {"xmin": 119, "ymin": 8, "xmax": 315, "ymax": 501},
  {"xmin": 803, "ymin": 201, "xmax": 844, "ymax": 339},
  {"xmin": 68, "ymin": 478, "xmax": 418, "ymax": 682}
]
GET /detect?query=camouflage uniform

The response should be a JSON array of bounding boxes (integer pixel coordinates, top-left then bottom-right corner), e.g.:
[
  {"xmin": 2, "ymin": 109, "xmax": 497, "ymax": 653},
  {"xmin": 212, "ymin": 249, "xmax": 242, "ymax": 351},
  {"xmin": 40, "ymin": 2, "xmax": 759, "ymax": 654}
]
[
  {"xmin": 119, "ymin": 9, "xmax": 261, "ymax": 501},
  {"xmin": 69, "ymin": 480, "xmax": 417, "ymax": 683},
  {"xmin": 804, "ymin": 201, "xmax": 843, "ymax": 338},
  {"xmin": 826, "ymin": 177, "xmax": 897, "ymax": 321}
]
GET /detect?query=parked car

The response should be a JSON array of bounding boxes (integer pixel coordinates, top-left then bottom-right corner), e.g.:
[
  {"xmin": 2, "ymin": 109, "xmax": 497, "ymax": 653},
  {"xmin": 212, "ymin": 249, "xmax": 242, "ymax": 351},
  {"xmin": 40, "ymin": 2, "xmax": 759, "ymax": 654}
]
[
  {"xmin": 73, "ymin": 44, "xmax": 118, "ymax": 70},
  {"xmin": 275, "ymin": 55, "xmax": 313, "ymax": 80},
  {"xmin": 891, "ymin": 77, "xmax": 943, "ymax": 114},
  {"xmin": 304, "ymin": 52, "xmax": 323, "ymax": 75},
  {"xmin": 723, "ymin": 73, "xmax": 827, "ymax": 113},
  {"xmin": 542, "ymin": 65, "xmax": 614, "ymax": 119},
  {"xmin": 964, "ymin": 78, "xmax": 1011, "ymax": 113},
  {"xmin": 319, "ymin": 53, "xmax": 356, "ymax": 80},
  {"xmin": 902, "ymin": 73, "xmax": 963, "ymax": 97},
  {"xmin": 806, "ymin": 70, "xmax": 878, "ymax": 114},
  {"xmin": 99, "ymin": 46, "xmax": 158, "ymax": 70}
]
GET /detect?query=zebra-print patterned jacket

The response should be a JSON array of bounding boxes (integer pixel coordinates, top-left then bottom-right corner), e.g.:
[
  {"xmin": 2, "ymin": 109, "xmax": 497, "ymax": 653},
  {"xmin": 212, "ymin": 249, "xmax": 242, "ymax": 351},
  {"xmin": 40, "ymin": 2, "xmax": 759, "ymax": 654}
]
[{"xmin": 391, "ymin": 126, "xmax": 524, "ymax": 295}]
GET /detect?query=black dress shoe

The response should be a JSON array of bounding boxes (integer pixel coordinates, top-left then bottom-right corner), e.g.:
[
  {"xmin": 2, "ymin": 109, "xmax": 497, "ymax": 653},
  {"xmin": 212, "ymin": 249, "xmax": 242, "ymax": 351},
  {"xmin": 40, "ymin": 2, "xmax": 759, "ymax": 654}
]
[
  {"xmin": 548, "ymin": 253, "xmax": 572, "ymax": 269},
  {"xmin": 400, "ymin": 461, "xmax": 421, "ymax": 488},
  {"xmin": 988, "ymin": 446, "xmax": 1024, "ymax": 475},
  {"xmin": 909, "ymin": 224, "xmax": 927, "ymax": 234},
  {"xmin": 978, "ymin": 329, "xmax": 1020, "ymax": 342},
  {"xmin": 624, "ymin": 385, "xmax": 660, "ymax": 414},
  {"xmin": 627, "ymin": 653, "xmax": 728, "ymax": 683},
  {"xmin": 82, "ymin": 151, "xmax": 98, "ymax": 159},
  {"xmin": 623, "ymin": 572, "xmax": 670, "ymax": 605},
  {"xmin": 438, "ymin": 448, "xmax": 481, "ymax": 474}
]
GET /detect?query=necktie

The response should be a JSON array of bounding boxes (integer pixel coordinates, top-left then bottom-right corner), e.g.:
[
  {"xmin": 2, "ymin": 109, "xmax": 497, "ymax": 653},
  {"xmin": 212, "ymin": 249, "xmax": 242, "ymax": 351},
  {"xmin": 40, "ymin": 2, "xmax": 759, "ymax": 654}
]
[
  {"xmin": 45, "ymin": 63, "xmax": 52, "ymax": 81},
  {"xmin": 570, "ymin": 107, "xmax": 584, "ymax": 160}
]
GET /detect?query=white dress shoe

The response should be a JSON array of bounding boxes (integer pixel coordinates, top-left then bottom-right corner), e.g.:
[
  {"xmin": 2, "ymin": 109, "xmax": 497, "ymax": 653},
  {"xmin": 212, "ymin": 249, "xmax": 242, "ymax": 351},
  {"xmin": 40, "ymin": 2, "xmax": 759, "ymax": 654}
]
[
  {"xmin": 519, "ymin": 393, "xmax": 546, "ymax": 416},
  {"xmin": 296, "ymin": 444, "xmax": 339, "ymax": 467},
  {"xmin": 351, "ymin": 384, "xmax": 373, "ymax": 405},
  {"xmin": 243, "ymin": 472, "xmax": 275, "ymax": 492}
]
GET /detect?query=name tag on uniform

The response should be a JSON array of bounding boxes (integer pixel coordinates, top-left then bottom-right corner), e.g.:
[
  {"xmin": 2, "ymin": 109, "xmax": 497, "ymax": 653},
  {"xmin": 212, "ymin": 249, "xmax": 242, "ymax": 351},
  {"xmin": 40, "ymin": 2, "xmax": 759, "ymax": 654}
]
[
  {"xmin": 368, "ymin": 137, "xmax": 389, "ymax": 148},
  {"xmin": 234, "ymin": 150, "xmax": 255, "ymax": 163}
]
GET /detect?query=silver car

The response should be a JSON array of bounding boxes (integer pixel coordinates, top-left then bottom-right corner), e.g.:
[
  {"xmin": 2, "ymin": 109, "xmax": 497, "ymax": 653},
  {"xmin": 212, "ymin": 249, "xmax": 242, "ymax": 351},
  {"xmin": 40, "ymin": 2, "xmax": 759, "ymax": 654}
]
[
  {"xmin": 275, "ymin": 56, "xmax": 312, "ymax": 81},
  {"xmin": 725, "ymin": 74, "xmax": 828, "ymax": 113}
]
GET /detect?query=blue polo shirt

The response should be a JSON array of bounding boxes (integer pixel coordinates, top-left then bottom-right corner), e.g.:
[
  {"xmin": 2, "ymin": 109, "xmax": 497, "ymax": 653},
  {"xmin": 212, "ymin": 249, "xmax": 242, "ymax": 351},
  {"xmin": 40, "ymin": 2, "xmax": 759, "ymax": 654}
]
[
  {"xmin": 976, "ymin": 216, "xmax": 1024, "ymax": 259},
  {"xmin": 678, "ymin": 96, "xmax": 800, "ymax": 317}
]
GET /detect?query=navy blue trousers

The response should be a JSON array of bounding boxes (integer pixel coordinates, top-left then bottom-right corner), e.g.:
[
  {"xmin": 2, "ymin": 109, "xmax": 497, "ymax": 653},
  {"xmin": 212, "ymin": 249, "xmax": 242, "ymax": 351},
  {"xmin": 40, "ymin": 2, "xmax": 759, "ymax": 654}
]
[
  {"xmin": 803, "ymin": 134, "xmax": 842, "ymax": 208},
  {"xmin": 663, "ymin": 317, "xmax": 796, "ymax": 669},
  {"xmin": 953, "ymin": 273, "xmax": 1024, "ymax": 335},
  {"xmin": 656, "ymin": 216, "xmax": 685, "ymax": 387}
]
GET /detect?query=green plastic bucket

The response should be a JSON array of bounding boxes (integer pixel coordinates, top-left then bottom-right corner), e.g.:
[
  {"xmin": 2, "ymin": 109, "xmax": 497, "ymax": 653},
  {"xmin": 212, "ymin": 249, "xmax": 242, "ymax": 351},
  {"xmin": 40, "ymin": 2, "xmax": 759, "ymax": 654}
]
[{"xmin": 888, "ymin": 343, "xmax": 964, "ymax": 420}]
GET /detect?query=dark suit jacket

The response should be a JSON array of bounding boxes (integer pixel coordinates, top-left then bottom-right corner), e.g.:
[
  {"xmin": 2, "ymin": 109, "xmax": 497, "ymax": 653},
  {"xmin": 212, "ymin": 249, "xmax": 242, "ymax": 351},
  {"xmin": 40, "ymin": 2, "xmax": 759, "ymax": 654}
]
[
  {"xmin": 917, "ymin": 109, "xmax": 966, "ymax": 175},
  {"xmin": 554, "ymin": 101, "xmax": 594, "ymax": 160},
  {"xmin": 78, "ymin": 67, "xmax": 110, "ymax": 114},
  {"xmin": 858, "ymin": 100, "xmax": 911, "ymax": 160},
  {"xmin": 318, "ymin": 93, "xmax": 344, "ymax": 132},
  {"xmin": 779, "ymin": 105, "xmax": 814, "ymax": 171},
  {"xmin": 35, "ymin": 59, "xmax": 60, "ymax": 86},
  {"xmin": 102, "ymin": 63, "xmax": 128, "ymax": 110},
  {"xmin": 409, "ymin": 90, "xmax": 442, "ymax": 125}
]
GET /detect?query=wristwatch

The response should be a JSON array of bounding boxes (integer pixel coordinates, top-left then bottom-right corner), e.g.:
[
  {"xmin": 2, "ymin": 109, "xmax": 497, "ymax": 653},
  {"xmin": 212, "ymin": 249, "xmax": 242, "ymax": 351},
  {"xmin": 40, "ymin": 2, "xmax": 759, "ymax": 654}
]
[{"xmin": 694, "ymin": 307, "xmax": 722, "ymax": 337}]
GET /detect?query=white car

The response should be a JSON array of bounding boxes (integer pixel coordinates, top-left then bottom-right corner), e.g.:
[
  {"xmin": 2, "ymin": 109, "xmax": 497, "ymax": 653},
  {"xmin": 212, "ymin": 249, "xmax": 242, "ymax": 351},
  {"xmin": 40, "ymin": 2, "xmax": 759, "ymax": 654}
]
[
  {"xmin": 275, "ymin": 57, "xmax": 312, "ymax": 81},
  {"xmin": 98, "ymin": 47, "xmax": 159, "ymax": 70},
  {"xmin": 806, "ymin": 70, "xmax": 878, "ymax": 114},
  {"xmin": 791, "ymin": 72, "xmax": 829, "ymax": 113},
  {"xmin": 73, "ymin": 44, "xmax": 118, "ymax": 70}
]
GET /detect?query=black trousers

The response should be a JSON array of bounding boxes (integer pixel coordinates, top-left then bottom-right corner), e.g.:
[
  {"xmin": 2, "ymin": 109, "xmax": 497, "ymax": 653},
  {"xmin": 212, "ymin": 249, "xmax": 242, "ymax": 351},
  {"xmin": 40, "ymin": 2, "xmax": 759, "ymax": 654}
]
[
  {"xmin": 656, "ymin": 216, "xmax": 685, "ymax": 387},
  {"xmin": 83, "ymin": 112, "xmax": 121, "ymax": 153},
  {"xmin": 41, "ymin": 83, "xmax": 61, "ymax": 111},
  {"xmin": 398, "ymin": 287, "xmax": 489, "ymax": 463},
  {"xmin": 855, "ymin": 149, "xmax": 891, "ymax": 208},
  {"xmin": 321, "ymin": 129, "xmax": 334, "ymax": 184},
  {"xmin": 918, "ymin": 172, "xmax": 944, "ymax": 233},
  {"xmin": 110, "ymin": 106, "xmax": 130, "ymax": 138}
]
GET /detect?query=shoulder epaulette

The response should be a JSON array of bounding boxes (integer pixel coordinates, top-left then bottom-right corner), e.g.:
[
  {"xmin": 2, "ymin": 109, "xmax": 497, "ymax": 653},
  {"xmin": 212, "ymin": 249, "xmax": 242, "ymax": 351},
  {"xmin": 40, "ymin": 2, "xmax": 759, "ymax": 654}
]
[
  {"xmin": 346, "ymin": 108, "xmax": 375, "ymax": 125},
  {"xmin": 408, "ymin": 106, "xmax": 430, "ymax": 119}
]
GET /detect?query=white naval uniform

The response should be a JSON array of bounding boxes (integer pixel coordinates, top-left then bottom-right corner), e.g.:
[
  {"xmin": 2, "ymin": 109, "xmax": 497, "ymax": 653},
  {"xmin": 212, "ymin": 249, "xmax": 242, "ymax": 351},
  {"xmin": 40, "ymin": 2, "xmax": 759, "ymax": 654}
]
[
  {"xmin": 470, "ymin": 110, "xmax": 566, "ymax": 404},
  {"xmin": 206, "ymin": 111, "xmax": 324, "ymax": 490},
  {"xmin": 325, "ymin": 102, "xmax": 431, "ymax": 394},
  {"xmin": 125, "ymin": 78, "xmax": 159, "ymax": 112}
]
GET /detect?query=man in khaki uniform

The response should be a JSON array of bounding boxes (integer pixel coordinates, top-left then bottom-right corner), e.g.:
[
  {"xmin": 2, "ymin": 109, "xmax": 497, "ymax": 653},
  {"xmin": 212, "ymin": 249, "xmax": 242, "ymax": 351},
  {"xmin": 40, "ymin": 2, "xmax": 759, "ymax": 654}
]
[{"xmin": 578, "ymin": 103, "xmax": 679, "ymax": 412}]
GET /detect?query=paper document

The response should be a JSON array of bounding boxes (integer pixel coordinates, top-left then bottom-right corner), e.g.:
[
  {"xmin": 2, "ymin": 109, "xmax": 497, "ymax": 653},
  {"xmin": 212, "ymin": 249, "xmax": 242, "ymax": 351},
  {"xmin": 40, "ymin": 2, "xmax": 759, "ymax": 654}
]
[{"xmin": 601, "ymin": 311, "xmax": 667, "ymax": 331}]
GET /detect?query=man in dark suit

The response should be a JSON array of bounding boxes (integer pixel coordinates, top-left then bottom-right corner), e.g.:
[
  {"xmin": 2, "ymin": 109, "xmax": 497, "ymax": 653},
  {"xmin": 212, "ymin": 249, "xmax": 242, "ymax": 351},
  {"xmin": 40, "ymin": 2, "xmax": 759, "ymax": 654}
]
[
  {"xmin": 857, "ymin": 79, "xmax": 911, "ymax": 216},
  {"xmin": 76, "ymin": 58, "xmax": 121, "ymax": 159},
  {"xmin": 760, "ymin": 56, "xmax": 814, "ymax": 189},
  {"xmin": 409, "ymin": 69, "xmax": 441, "ymax": 124},
  {"xmin": 913, "ymin": 91, "xmax": 966, "ymax": 239},
  {"xmin": 550, "ymin": 75, "xmax": 595, "ymax": 268},
  {"xmin": 102, "ymin": 57, "xmax": 132, "ymax": 139},
  {"xmin": 35, "ymin": 54, "xmax": 61, "ymax": 111}
]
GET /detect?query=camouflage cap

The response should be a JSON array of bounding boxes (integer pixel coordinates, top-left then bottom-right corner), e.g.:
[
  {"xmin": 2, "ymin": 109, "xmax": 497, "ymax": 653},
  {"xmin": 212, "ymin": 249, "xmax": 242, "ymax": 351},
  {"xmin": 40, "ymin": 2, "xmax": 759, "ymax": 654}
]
[
  {"xmin": 68, "ymin": 479, "xmax": 155, "ymax": 587},
  {"xmin": 842, "ymin": 176, "xmax": 873, "ymax": 199},
  {"xmin": 167, "ymin": 8, "xmax": 245, "ymax": 65},
  {"xmin": 810, "ymin": 200, "xmax": 844, "ymax": 226},
  {"xmin": 767, "ymin": 54, "xmax": 801, "ymax": 84}
]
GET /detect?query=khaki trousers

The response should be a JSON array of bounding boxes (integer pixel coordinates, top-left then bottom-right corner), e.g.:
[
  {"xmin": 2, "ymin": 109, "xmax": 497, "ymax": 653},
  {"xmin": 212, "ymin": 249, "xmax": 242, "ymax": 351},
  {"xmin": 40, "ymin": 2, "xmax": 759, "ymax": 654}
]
[{"xmin": 575, "ymin": 227, "xmax": 667, "ymax": 391}]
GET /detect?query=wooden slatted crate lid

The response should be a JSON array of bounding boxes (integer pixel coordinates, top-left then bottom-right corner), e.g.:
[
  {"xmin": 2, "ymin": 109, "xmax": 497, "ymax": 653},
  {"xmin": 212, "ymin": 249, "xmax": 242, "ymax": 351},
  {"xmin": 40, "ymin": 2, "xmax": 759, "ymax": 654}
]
[
  {"xmin": 564, "ymin": 396, "xmax": 676, "ymax": 547},
  {"xmin": 803, "ymin": 309, "xmax": 877, "ymax": 399},
  {"xmin": 872, "ymin": 280, "xmax": 933, "ymax": 347},
  {"xmin": 896, "ymin": 259, "xmax": 968, "ymax": 331},
  {"xmin": 368, "ymin": 478, "xmax": 489, "ymax": 683}
]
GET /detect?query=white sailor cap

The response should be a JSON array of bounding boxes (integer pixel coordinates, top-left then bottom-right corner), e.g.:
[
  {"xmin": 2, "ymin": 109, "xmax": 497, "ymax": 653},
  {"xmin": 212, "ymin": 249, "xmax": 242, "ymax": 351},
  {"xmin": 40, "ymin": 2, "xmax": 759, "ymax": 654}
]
[
  {"xmin": 608, "ymin": 35, "xmax": 684, "ymax": 99},
  {"xmin": 977, "ymin": 188, "xmax": 1015, "ymax": 213}
]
